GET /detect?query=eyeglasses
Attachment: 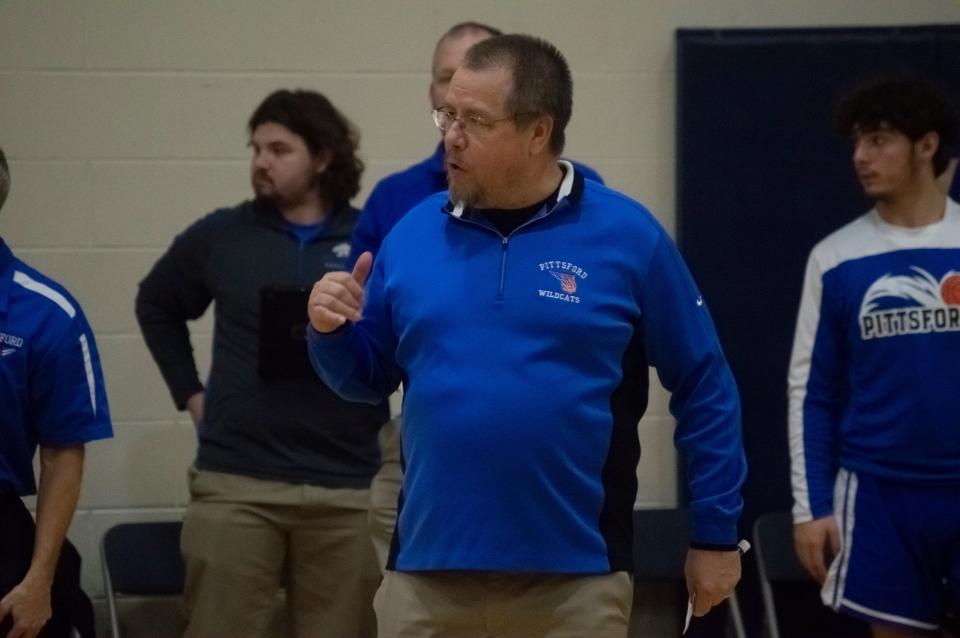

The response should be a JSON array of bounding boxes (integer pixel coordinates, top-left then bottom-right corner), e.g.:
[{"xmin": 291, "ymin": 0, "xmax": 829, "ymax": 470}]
[{"xmin": 431, "ymin": 108, "xmax": 519, "ymax": 135}]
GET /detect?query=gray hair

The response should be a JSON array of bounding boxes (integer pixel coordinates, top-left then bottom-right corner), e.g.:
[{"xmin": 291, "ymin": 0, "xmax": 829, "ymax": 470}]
[{"xmin": 463, "ymin": 34, "xmax": 572, "ymax": 155}]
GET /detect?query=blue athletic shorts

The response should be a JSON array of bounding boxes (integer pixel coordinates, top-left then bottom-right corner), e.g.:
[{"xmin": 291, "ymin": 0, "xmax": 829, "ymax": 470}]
[{"xmin": 822, "ymin": 468, "xmax": 960, "ymax": 632}]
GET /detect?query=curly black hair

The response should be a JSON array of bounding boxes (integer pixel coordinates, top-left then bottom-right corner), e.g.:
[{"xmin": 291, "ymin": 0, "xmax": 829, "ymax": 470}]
[
  {"xmin": 248, "ymin": 90, "xmax": 363, "ymax": 206},
  {"xmin": 836, "ymin": 78, "xmax": 958, "ymax": 176}
]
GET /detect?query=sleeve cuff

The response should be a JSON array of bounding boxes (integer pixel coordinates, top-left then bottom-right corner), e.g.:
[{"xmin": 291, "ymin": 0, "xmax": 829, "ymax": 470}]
[
  {"xmin": 690, "ymin": 515, "xmax": 740, "ymax": 546},
  {"xmin": 689, "ymin": 541, "xmax": 739, "ymax": 552},
  {"xmin": 172, "ymin": 380, "xmax": 204, "ymax": 411}
]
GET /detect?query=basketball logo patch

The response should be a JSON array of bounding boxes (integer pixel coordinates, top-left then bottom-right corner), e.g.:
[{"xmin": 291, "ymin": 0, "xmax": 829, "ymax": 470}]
[{"xmin": 538, "ymin": 259, "xmax": 588, "ymax": 304}]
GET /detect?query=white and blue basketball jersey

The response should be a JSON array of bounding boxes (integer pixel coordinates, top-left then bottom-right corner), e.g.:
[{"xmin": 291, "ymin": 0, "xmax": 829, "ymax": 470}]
[{"xmin": 789, "ymin": 199, "xmax": 960, "ymax": 522}]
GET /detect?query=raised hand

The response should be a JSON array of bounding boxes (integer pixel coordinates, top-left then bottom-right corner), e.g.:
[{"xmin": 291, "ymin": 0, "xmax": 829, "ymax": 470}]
[{"xmin": 308, "ymin": 251, "xmax": 373, "ymax": 333}]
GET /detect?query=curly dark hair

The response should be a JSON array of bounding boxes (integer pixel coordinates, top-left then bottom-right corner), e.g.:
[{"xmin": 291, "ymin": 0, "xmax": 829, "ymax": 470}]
[
  {"xmin": 248, "ymin": 89, "xmax": 363, "ymax": 206},
  {"xmin": 836, "ymin": 77, "xmax": 958, "ymax": 176}
]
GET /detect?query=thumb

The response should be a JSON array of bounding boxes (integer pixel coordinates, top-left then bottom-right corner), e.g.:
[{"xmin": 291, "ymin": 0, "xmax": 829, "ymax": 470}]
[{"xmin": 352, "ymin": 251, "xmax": 373, "ymax": 287}]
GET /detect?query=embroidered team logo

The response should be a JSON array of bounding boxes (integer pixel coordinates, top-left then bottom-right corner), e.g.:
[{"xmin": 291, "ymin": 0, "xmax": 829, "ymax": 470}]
[
  {"xmin": 859, "ymin": 267, "xmax": 960, "ymax": 339},
  {"xmin": 538, "ymin": 260, "xmax": 588, "ymax": 304},
  {"xmin": 551, "ymin": 271, "xmax": 578, "ymax": 294},
  {"xmin": 332, "ymin": 242, "xmax": 351, "ymax": 259},
  {"xmin": 0, "ymin": 332, "xmax": 24, "ymax": 357}
]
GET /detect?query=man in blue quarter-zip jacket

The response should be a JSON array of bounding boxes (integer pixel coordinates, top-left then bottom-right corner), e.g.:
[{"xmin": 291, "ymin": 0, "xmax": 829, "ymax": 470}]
[
  {"xmin": 352, "ymin": 20, "xmax": 607, "ymax": 574},
  {"xmin": 789, "ymin": 79, "xmax": 960, "ymax": 637},
  {"xmin": 136, "ymin": 91, "xmax": 383, "ymax": 638},
  {"xmin": 308, "ymin": 35, "xmax": 746, "ymax": 638}
]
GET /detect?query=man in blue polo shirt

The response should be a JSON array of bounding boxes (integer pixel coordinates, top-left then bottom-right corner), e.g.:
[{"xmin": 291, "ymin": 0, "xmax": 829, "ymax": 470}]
[{"xmin": 0, "ymin": 146, "xmax": 113, "ymax": 638}]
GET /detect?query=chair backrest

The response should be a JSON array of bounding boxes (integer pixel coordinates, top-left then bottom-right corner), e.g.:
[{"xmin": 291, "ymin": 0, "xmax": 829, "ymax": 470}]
[
  {"xmin": 102, "ymin": 521, "xmax": 185, "ymax": 595},
  {"xmin": 753, "ymin": 511, "xmax": 812, "ymax": 638},
  {"xmin": 633, "ymin": 508, "xmax": 691, "ymax": 581},
  {"xmin": 101, "ymin": 521, "xmax": 185, "ymax": 638}
]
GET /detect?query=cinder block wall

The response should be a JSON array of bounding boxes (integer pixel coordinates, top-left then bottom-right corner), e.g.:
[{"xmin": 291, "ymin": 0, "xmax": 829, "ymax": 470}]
[{"xmin": 1, "ymin": 0, "xmax": 955, "ymax": 611}]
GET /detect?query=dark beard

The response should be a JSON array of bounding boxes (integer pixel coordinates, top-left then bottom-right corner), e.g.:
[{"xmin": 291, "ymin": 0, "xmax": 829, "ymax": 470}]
[
  {"xmin": 253, "ymin": 193, "xmax": 282, "ymax": 209},
  {"xmin": 251, "ymin": 174, "xmax": 321, "ymax": 210}
]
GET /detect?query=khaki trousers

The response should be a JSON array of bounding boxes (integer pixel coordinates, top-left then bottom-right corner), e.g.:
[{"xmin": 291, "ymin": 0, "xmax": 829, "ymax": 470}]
[
  {"xmin": 373, "ymin": 570, "xmax": 633, "ymax": 638},
  {"xmin": 368, "ymin": 417, "xmax": 403, "ymax": 572},
  {"xmin": 181, "ymin": 468, "xmax": 379, "ymax": 638}
]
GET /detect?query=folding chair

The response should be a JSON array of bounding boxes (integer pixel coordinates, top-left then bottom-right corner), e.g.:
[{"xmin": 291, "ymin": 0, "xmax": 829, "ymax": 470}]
[
  {"xmin": 753, "ymin": 511, "xmax": 869, "ymax": 638},
  {"xmin": 633, "ymin": 508, "xmax": 746, "ymax": 638},
  {"xmin": 100, "ymin": 521, "xmax": 186, "ymax": 638},
  {"xmin": 753, "ymin": 511, "xmax": 808, "ymax": 638},
  {"xmin": 753, "ymin": 512, "xmax": 816, "ymax": 638}
]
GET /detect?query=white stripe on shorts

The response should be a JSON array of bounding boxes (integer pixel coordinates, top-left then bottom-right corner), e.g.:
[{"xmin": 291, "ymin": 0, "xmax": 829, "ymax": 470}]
[
  {"xmin": 822, "ymin": 468, "xmax": 857, "ymax": 609},
  {"xmin": 822, "ymin": 469, "xmax": 940, "ymax": 631},
  {"xmin": 840, "ymin": 597, "xmax": 939, "ymax": 631}
]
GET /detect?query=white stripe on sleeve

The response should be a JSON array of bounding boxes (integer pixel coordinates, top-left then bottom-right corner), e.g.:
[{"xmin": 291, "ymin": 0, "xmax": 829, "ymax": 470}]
[
  {"xmin": 787, "ymin": 251, "xmax": 824, "ymax": 522},
  {"xmin": 78, "ymin": 334, "xmax": 97, "ymax": 415},
  {"xmin": 13, "ymin": 270, "xmax": 77, "ymax": 318}
]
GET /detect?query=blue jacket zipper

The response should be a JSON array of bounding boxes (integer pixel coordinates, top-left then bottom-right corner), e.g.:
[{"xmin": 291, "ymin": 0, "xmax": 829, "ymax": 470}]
[
  {"xmin": 498, "ymin": 237, "xmax": 508, "ymax": 299},
  {"xmin": 450, "ymin": 206, "xmax": 563, "ymax": 301}
]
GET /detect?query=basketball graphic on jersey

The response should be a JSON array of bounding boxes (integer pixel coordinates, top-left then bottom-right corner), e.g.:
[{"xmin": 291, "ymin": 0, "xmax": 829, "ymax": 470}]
[
  {"xmin": 859, "ymin": 267, "xmax": 960, "ymax": 339},
  {"xmin": 551, "ymin": 271, "xmax": 578, "ymax": 294},
  {"xmin": 942, "ymin": 273, "xmax": 960, "ymax": 305}
]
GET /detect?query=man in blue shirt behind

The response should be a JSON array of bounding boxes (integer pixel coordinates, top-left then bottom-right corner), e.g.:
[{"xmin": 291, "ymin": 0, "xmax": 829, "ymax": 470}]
[{"xmin": 0, "ymin": 146, "xmax": 113, "ymax": 638}]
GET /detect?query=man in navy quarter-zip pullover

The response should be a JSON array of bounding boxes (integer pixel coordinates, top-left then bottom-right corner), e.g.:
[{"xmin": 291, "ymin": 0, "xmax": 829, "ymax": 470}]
[
  {"xmin": 136, "ymin": 90, "xmax": 383, "ymax": 638},
  {"xmin": 308, "ymin": 35, "xmax": 746, "ymax": 638}
]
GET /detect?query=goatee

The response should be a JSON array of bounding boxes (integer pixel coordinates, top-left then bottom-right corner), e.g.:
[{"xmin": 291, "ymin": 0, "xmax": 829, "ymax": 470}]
[{"xmin": 447, "ymin": 175, "xmax": 480, "ymax": 208}]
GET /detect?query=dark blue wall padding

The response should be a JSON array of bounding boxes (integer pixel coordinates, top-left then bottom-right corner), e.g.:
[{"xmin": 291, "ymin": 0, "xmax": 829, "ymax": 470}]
[{"xmin": 676, "ymin": 25, "xmax": 960, "ymax": 636}]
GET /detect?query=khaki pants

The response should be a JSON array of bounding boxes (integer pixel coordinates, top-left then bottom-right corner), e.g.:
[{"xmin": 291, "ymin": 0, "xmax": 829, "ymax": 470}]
[
  {"xmin": 369, "ymin": 417, "xmax": 403, "ymax": 572},
  {"xmin": 181, "ymin": 468, "xmax": 379, "ymax": 638},
  {"xmin": 373, "ymin": 570, "xmax": 633, "ymax": 638}
]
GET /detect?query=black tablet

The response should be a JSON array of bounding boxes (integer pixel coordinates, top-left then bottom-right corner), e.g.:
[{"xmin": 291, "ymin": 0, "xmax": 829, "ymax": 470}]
[{"xmin": 258, "ymin": 286, "xmax": 314, "ymax": 381}]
